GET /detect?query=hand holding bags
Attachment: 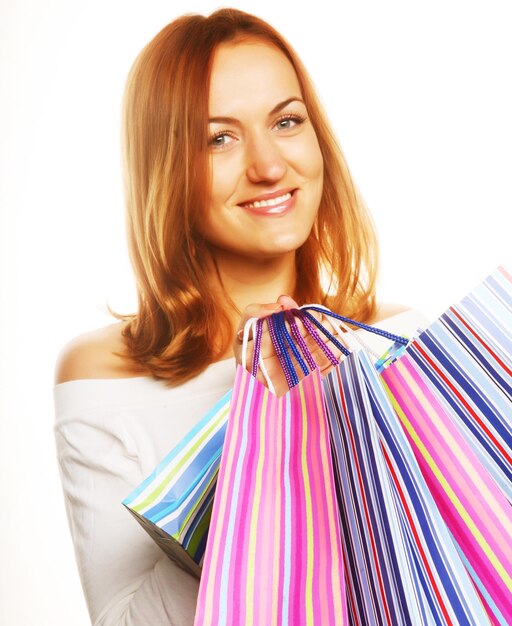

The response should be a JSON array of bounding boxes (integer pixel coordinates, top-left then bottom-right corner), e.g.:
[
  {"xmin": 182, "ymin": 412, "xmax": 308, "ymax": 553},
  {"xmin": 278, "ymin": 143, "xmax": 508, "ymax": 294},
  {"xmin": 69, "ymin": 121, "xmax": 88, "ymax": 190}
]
[{"xmin": 125, "ymin": 267, "xmax": 511, "ymax": 625}]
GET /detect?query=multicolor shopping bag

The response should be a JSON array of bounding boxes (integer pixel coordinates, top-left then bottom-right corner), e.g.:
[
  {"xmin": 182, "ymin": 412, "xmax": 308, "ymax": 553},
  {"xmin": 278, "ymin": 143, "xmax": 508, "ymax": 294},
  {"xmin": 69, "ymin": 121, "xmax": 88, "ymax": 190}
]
[
  {"xmin": 194, "ymin": 316, "xmax": 347, "ymax": 626},
  {"xmin": 258, "ymin": 305, "xmax": 491, "ymax": 625},
  {"xmin": 324, "ymin": 350, "xmax": 492, "ymax": 625},
  {"xmin": 125, "ymin": 266, "xmax": 511, "ymax": 625},
  {"xmin": 299, "ymin": 266, "xmax": 512, "ymax": 625},
  {"xmin": 380, "ymin": 267, "xmax": 512, "ymax": 624},
  {"xmin": 122, "ymin": 389, "xmax": 231, "ymax": 578},
  {"xmin": 396, "ymin": 266, "xmax": 512, "ymax": 500}
]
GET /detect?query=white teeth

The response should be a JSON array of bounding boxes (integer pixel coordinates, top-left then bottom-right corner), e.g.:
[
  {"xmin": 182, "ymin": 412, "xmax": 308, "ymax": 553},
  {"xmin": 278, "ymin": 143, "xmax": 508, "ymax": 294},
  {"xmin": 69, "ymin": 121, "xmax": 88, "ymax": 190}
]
[{"xmin": 245, "ymin": 192, "xmax": 291, "ymax": 208}]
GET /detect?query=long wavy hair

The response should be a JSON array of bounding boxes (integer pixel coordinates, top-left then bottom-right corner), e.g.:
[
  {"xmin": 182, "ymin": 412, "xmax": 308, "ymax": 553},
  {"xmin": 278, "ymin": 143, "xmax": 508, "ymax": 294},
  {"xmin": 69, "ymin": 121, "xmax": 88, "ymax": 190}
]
[{"xmin": 120, "ymin": 8, "xmax": 378, "ymax": 384}]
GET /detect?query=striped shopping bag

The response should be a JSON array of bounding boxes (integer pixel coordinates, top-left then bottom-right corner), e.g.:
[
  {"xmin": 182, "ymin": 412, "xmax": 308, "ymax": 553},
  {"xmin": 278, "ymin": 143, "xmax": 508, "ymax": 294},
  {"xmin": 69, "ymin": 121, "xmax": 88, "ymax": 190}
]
[
  {"xmin": 272, "ymin": 304, "xmax": 494, "ymax": 625},
  {"xmin": 324, "ymin": 350, "xmax": 493, "ymax": 626},
  {"xmin": 299, "ymin": 266, "xmax": 511, "ymax": 624},
  {"xmin": 125, "ymin": 266, "xmax": 511, "ymax": 624},
  {"xmin": 194, "ymin": 316, "xmax": 347, "ymax": 626},
  {"xmin": 380, "ymin": 266, "xmax": 512, "ymax": 624},
  {"xmin": 394, "ymin": 266, "xmax": 512, "ymax": 500},
  {"xmin": 123, "ymin": 389, "xmax": 231, "ymax": 578}
]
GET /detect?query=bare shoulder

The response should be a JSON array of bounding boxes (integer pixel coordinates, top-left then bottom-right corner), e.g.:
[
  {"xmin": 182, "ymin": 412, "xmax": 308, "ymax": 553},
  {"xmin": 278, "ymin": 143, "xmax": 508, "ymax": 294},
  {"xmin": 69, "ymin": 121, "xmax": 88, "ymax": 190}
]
[
  {"xmin": 372, "ymin": 302, "xmax": 411, "ymax": 323},
  {"xmin": 54, "ymin": 321, "xmax": 140, "ymax": 385}
]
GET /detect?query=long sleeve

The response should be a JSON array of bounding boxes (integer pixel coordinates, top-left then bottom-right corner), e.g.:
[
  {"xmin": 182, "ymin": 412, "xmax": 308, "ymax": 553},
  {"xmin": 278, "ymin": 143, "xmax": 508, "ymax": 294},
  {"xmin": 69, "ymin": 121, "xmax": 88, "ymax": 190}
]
[
  {"xmin": 55, "ymin": 408, "xmax": 199, "ymax": 625},
  {"xmin": 54, "ymin": 362, "xmax": 235, "ymax": 625}
]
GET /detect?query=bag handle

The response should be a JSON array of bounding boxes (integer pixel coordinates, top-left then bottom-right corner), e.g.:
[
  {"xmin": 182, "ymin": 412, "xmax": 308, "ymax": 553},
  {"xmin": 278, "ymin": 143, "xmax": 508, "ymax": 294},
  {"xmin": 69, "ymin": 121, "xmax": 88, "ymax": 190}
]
[
  {"xmin": 301, "ymin": 305, "xmax": 409, "ymax": 345},
  {"xmin": 243, "ymin": 306, "xmax": 410, "ymax": 391},
  {"xmin": 300, "ymin": 304, "xmax": 397, "ymax": 360},
  {"xmin": 241, "ymin": 316, "xmax": 278, "ymax": 395}
]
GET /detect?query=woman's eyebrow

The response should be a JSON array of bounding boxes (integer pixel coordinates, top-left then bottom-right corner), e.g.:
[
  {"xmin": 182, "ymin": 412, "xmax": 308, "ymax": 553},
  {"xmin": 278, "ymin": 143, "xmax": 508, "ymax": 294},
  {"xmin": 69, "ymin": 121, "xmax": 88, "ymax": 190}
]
[{"xmin": 208, "ymin": 97, "xmax": 305, "ymax": 125}]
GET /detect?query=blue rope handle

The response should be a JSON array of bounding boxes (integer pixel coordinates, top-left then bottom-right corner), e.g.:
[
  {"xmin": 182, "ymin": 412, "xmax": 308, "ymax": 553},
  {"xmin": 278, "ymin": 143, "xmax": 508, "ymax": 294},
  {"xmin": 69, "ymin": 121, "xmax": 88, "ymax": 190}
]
[
  {"xmin": 299, "ymin": 310, "xmax": 351, "ymax": 358},
  {"xmin": 293, "ymin": 310, "xmax": 342, "ymax": 366},
  {"xmin": 251, "ymin": 312, "xmax": 312, "ymax": 390},
  {"xmin": 275, "ymin": 311, "xmax": 310, "ymax": 377},
  {"xmin": 267, "ymin": 314, "xmax": 298, "ymax": 388},
  {"xmin": 269, "ymin": 309, "xmax": 341, "ymax": 389},
  {"xmin": 284, "ymin": 310, "xmax": 317, "ymax": 372},
  {"xmin": 251, "ymin": 318, "xmax": 264, "ymax": 378},
  {"xmin": 301, "ymin": 305, "xmax": 409, "ymax": 346},
  {"xmin": 251, "ymin": 305, "xmax": 409, "ymax": 390}
]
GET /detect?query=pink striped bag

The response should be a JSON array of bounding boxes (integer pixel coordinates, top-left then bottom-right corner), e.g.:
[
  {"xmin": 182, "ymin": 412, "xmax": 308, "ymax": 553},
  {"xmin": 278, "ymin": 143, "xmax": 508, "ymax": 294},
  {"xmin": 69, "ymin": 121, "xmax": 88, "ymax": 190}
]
[
  {"xmin": 381, "ymin": 354, "xmax": 512, "ymax": 623},
  {"xmin": 194, "ymin": 319, "xmax": 347, "ymax": 626},
  {"xmin": 303, "ymin": 267, "xmax": 511, "ymax": 624},
  {"xmin": 373, "ymin": 267, "xmax": 512, "ymax": 624}
]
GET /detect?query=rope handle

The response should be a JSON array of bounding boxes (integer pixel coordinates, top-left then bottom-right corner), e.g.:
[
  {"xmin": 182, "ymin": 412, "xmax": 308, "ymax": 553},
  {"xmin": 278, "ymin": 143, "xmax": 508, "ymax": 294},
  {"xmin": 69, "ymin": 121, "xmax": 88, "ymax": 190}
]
[
  {"xmin": 242, "ymin": 305, "xmax": 410, "ymax": 391},
  {"xmin": 300, "ymin": 305, "xmax": 386, "ymax": 360},
  {"xmin": 300, "ymin": 305, "xmax": 409, "ymax": 346}
]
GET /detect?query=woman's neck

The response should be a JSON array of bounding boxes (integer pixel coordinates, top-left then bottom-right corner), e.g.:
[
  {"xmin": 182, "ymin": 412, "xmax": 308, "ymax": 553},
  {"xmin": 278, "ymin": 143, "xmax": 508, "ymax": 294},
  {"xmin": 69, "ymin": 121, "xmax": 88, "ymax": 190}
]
[{"xmin": 209, "ymin": 248, "xmax": 297, "ymax": 319}]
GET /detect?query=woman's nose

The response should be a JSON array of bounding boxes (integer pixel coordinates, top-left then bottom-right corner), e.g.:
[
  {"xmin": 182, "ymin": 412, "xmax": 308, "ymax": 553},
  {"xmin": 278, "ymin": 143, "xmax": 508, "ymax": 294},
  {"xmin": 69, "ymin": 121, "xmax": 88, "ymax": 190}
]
[{"xmin": 245, "ymin": 133, "xmax": 287, "ymax": 184}]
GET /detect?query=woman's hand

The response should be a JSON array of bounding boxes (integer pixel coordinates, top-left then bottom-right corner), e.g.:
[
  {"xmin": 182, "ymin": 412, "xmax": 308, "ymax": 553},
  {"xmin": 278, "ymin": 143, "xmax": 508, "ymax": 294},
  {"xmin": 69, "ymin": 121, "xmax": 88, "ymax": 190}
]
[{"xmin": 232, "ymin": 295, "xmax": 346, "ymax": 396}]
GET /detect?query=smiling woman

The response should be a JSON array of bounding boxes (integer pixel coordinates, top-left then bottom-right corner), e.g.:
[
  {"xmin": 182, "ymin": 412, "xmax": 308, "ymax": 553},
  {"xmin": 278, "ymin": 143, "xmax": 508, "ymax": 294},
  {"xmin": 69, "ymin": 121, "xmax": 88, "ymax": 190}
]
[
  {"xmin": 104, "ymin": 8, "xmax": 382, "ymax": 388},
  {"xmin": 203, "ymin": 41, "xmax": 324, "ymax": 293},
  {"xmin": 52, "ymin": 8, "xmax": 417, "ymax": 626}
]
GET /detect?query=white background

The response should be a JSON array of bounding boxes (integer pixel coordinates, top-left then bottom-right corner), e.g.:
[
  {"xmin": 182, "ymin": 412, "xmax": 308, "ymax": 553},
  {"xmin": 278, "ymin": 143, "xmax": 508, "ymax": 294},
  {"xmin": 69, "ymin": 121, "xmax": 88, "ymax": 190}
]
[{"xmin": 1, "ymin": 1, "xmax": 511, "ymax": 624}]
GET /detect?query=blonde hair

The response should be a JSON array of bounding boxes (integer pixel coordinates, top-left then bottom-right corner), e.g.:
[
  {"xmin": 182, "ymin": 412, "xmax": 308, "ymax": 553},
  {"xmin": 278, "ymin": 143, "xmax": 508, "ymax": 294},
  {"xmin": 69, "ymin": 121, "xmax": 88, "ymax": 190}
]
[{"xmin": 120, "ymin": 8, "xmax": 378, "ymax": 384}]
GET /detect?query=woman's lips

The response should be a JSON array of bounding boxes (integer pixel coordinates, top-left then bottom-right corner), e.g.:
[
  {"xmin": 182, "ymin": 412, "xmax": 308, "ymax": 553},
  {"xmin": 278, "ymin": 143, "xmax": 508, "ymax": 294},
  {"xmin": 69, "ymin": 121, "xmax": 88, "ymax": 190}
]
[{"xmin": 238, "ymin": 189, "xmax": 297, "ymax": 216}]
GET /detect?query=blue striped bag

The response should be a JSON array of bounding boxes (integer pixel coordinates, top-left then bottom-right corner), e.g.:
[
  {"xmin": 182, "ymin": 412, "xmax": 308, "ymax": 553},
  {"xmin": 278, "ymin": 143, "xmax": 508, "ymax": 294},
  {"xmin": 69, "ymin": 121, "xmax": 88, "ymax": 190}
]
[
  {"xmin": 323, "ymin": 351, "xmax": 492, "ymax": 625},
  {"xmin": 401, "ymin": 267, "xmax": 511, "ymax": 501},
  {"xmin": 123, "ymin": 389, "xmax": 231, "ymax": 578},
  {"xmin": 267, "ymin": 305, "xmax": 495, "ymax": 625},
  {"xmin": 379, "ymin": 267, "xmax": 512, "ymax": 623},
  {"xmin": 299, "ymin": 266, "xmax": 511, "ymax": 625}
]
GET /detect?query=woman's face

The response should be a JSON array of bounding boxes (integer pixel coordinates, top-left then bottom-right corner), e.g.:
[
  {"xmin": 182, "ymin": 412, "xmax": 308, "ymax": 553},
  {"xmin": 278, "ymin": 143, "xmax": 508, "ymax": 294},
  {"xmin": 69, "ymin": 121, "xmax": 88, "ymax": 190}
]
[{"xmin": 201, "ymin": 40, "xmax": 324, "ymax": 265}]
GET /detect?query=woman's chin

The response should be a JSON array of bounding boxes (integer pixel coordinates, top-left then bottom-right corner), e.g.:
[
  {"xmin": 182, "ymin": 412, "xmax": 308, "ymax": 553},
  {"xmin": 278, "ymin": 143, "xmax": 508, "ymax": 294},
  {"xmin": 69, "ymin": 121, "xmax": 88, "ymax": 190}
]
[
  {"xmin": 246, "ymin": 238, "xmax": 309, "ymax": 261},
  {"xmin": 205, "ymin": 227, "xmax": 313, "ymax": 265}
]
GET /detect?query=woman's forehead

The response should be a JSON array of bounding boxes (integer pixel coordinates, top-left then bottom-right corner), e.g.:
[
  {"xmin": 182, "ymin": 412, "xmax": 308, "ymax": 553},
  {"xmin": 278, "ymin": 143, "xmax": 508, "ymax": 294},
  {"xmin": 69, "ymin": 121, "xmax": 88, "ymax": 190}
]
[{"xmin": 208, "ymin": 41, "xmax": 302, "ymax": 117}]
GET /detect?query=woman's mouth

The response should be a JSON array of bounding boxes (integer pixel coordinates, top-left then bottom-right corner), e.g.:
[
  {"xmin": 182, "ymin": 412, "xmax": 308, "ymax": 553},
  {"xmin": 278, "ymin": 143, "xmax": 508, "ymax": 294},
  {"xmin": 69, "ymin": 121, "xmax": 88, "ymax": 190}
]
[{"xmin": 238, "ymin": 189, "xmax": 297, "ymax": 215}]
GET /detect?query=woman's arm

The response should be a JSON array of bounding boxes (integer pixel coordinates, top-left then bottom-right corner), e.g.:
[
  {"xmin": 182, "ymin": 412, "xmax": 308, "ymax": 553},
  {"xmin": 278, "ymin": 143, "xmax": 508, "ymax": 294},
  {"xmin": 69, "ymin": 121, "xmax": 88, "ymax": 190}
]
[{"xmin": 54, "ymin": 329, "xmax": 200, "ymax": 625}]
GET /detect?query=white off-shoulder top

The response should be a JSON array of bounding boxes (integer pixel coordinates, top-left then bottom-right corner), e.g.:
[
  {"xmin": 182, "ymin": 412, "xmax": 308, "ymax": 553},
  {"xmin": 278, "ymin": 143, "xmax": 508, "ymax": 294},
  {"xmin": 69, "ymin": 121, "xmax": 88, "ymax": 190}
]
[{"xmin": 54, "ymin": 309, "xmax": 429, "ymax": 625}]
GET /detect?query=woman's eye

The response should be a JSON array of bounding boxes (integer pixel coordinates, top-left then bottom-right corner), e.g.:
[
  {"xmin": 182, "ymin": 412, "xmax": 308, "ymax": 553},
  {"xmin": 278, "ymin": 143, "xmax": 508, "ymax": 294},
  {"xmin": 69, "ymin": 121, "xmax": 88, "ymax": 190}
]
[
  {"xmin": 209, "ymin": 132, "xmax": 236, "ymax": 150},
  {"xmin": 273, "ymin": 114, "xmax": 307, "ymax": 131}
]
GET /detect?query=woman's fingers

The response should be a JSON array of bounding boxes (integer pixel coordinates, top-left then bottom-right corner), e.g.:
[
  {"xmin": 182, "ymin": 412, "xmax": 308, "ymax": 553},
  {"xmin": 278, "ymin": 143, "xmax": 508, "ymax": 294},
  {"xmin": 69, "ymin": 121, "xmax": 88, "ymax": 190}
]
[
  {"xmin": 234, "ymin": 297, "xmax": 300, "ymax": 341},
  {"xmin": 253, "ymin": 313, "xmax": 344, "ymax": 395},
  {"xmin": 276, "ymin": 294, "xmax": 299, "ymax": 309},
  {"xmin": 255, "ymin": 311, "xmax": 345, "ymax": 360},
  {"xmin": 235, "ymin": 302, "xmax": 283, "ymax": 341},
  {"xmin": 232, "ymin": 298, "xmax": 352, "ymax": 396},
  {"xmin": 232, "ymin": 296, "xmax": 299, "ymax": 363}
]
